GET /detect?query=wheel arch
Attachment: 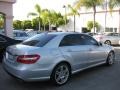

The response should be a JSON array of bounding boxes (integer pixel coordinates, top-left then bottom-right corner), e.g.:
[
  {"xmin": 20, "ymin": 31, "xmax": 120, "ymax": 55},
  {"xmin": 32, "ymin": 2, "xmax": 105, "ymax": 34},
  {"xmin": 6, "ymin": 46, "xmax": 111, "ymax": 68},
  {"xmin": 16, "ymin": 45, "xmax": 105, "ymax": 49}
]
[
  {"xmin": 50, "ymin": 61, "xmax": 72, "ymax": 77},
  {"xmin": 104, "ymin": 40, "xmax": 111, "ymax": 44}
]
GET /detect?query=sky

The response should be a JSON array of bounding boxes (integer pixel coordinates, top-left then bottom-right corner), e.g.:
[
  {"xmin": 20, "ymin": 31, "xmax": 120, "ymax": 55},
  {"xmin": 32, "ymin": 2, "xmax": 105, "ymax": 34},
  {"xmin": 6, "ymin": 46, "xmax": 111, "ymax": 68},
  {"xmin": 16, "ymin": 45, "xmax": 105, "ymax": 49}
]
[{"xmin": 13, "ymin": 0, "xmax": 75, "ymax": 20}]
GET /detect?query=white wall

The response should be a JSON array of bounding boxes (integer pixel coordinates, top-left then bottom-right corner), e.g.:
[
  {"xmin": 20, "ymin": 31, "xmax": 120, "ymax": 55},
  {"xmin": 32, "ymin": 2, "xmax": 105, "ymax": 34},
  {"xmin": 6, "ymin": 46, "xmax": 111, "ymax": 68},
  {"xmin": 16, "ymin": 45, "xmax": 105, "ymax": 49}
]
[{"xmin": 64, "ymin": 8, "xmax": 120, "ymax": 33}]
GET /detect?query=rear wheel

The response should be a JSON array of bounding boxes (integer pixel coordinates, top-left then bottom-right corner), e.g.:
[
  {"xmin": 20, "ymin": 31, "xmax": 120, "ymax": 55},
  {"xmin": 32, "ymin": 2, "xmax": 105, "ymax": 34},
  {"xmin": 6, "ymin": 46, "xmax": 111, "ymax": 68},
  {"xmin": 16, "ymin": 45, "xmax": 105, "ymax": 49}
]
[
  {"xmin": 104, "ymin": 40, "xmax": 111, "ymax": 45},
  {"xmin": 51, "ymin": 63, "xmax": 71, "ymax": 85},
  {"xmin": 106, "ymin": 52, "xmax": 115, "ymax": 65}
]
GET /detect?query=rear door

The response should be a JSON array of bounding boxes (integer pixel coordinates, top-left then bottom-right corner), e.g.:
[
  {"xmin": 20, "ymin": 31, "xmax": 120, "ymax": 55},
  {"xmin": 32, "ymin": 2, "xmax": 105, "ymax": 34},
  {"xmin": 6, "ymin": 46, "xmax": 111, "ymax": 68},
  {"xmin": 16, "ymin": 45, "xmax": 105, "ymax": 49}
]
[{"xmin": 59, "ymin": 34, "xmax": 90, "ymax": 71}]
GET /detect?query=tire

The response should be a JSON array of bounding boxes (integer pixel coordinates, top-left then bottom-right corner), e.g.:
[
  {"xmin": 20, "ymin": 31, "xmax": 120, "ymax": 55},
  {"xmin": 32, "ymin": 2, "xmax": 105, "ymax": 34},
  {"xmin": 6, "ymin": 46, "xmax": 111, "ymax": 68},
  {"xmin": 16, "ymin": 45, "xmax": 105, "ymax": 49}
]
[
  {"xmin": 104, "ymin": 40, "xmax": 111, "ymax": 45},
  {"xmin": 106, "ymin": 52, "xmax": 115, "ymax": 65},
  {"xmin": 51, "ymin": 63, "xmax": 71, "ymax": 85}
]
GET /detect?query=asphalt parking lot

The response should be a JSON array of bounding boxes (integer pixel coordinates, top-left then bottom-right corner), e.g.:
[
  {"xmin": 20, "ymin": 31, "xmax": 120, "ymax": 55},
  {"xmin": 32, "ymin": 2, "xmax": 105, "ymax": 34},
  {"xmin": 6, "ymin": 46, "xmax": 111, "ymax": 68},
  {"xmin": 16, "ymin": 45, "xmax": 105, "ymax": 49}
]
[{"xmin": 0, "ymin": 47, "xmax": 120, "ymax": 90}]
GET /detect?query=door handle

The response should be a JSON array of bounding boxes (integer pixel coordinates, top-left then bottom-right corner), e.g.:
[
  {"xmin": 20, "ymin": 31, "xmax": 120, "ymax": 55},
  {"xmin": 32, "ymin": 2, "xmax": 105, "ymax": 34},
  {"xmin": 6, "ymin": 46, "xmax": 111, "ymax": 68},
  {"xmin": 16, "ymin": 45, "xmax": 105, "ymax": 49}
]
[
  {"xmin": 89, "ymin": 48, "xmax": 92, "ymax": 51},
  {"xmin": 67, "ymin": 49, "xmax": 72, "ymax": 52}
]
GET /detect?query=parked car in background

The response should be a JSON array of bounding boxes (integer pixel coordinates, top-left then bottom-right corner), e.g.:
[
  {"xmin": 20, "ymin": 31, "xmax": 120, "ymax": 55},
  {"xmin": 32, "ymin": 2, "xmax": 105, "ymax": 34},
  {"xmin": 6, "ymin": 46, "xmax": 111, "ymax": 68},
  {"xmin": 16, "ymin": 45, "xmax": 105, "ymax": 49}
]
[
  {"xmin": 26, "ymin": 30, "xmax": 41, "ymax": 37},
  {"xmin": 0, "ymin": 34, "xmax": 22, "ymax": 62},
  {"xmin": 85, "ymin": 32, "xmax": 97, "ymax": 36},
  {"xmin": 0, "ymin": 30, "xmax": 29, "ymax": 41},
  {"xmin": 0, "ymin": 30, "xmax": 4, "ymax": 35},
  {"xmin": 13, "ymin": 30, "xmax": 29, "ymax": 41},
  {"xmin": 3, "ymin": 32, "xmax": 115, "ymax": 85},
  {"xmin": 93, "ymin": 32, "xmax": 120, "ymax": 45}
]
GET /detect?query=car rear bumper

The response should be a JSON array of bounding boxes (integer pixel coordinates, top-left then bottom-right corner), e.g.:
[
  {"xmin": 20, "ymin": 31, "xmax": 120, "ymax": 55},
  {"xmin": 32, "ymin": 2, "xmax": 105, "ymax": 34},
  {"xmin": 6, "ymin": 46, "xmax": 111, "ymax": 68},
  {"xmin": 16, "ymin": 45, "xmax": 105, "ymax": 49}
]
[{"xmin": 3, "ymin": 59, "xmax": 52, "ymax": 82}]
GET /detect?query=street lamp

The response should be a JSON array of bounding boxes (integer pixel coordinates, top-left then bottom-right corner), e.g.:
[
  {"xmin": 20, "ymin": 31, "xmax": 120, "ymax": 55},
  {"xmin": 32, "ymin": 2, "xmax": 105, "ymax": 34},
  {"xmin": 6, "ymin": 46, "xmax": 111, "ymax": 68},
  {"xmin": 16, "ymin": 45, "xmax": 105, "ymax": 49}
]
[{"xmin": 63, "ymin": 5, "xmax": 67, "ymax": 32}]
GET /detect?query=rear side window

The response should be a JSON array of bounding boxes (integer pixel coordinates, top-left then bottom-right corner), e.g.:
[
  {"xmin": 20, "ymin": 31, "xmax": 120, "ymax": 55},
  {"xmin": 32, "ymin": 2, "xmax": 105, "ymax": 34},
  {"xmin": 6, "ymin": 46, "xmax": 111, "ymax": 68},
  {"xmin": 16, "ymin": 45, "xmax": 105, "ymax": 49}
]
[{"xmin": 22, "ymin": 33, "xmax": 56, "ymax": 47}]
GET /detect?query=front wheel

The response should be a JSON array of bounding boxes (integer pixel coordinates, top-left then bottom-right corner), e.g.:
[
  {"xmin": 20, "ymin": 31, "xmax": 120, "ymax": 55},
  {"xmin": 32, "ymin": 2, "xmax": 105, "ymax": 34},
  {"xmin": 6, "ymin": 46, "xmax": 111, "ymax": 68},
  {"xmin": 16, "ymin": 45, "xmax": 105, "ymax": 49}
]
[
  {"xmin": 104, "ymin": 40, "xmax": 111, "ymax": 45},
  {"xmin": 106, "ymin": 52, "xmax": 115, "ymax": 65},
  {"xmin": 51, "ymin": 63, "xmax": 71, "ymax": 85}
]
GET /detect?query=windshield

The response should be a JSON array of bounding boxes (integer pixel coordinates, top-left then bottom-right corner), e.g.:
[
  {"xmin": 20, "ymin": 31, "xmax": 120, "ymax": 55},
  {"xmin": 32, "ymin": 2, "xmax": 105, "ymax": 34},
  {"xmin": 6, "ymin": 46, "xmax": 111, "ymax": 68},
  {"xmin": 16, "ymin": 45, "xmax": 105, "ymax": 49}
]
[
  {"xmin": 22, "ymin": 33, "xmax": 56, "ymax": 47},
  {"xmin": 14, "ymin": 32, "xmax": 28, "ymax": 37}
]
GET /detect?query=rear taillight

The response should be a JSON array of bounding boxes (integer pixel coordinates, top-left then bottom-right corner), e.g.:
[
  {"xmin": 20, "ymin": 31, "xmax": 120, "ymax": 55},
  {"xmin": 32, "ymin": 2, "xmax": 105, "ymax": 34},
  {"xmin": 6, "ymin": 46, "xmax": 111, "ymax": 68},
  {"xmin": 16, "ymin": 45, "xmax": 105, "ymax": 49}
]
[{"xmin": 17, "ymin": 54, "xmax": 40, "ymax": 64}]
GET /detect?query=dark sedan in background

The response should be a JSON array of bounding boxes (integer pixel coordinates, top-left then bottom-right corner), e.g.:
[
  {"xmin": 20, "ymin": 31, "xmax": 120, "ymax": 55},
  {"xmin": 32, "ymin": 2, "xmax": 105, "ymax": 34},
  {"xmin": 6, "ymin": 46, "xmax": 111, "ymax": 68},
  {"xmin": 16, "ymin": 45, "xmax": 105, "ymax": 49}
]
[{"xmin": 0, "ymin": 34, "xmax": 22, "ymax": 61}]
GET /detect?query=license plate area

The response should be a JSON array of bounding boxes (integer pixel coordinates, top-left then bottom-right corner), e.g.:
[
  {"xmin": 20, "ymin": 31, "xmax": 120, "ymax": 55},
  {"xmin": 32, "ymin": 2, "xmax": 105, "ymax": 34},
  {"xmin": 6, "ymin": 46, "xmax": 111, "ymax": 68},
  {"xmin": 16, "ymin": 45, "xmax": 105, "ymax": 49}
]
[{"xmin": 6, "ymin": 52, "xmax": 16, "ymax": 62}]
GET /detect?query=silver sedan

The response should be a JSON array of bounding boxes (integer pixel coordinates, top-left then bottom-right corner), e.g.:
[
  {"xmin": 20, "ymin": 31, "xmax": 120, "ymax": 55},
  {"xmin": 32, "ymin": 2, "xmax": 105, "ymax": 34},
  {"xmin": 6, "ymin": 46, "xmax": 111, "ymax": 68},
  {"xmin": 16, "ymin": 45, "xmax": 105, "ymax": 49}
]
[
  {"xmin": 3, "ymin": 32, "xmax": 115, "ymax": 85},
  {"xmin": 93, "ymin": 33, "xmax": 120, "ymax": 45}
]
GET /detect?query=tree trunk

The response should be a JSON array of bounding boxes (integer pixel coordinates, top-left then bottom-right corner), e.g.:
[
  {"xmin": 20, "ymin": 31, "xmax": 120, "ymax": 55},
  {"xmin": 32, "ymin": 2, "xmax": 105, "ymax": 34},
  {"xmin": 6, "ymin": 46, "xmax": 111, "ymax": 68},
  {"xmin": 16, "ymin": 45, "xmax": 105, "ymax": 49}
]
[
  {"xmin": 49, "ymin": 20, "xmax": 50, "ymax": 31},
  {"xmin": 74, "ymin": 15, "xmax": 76, "ymax": 32},
  {"xmin": 93, "ymin": 6, "xmax": 96, "ymax": 33},
  {"xmin": 105, "ymin": 12, "xmax": 107, "ymax": 33},
  {"xmin": 104, "ymin": 0, "xmax": 107, "ymax": 33},
  {"xmin": 44, "ymin": 24, "xmax": 45, "ymax": 31},
  {"xmin": 38, "ymin": 19, "xmax": 40, "ymax": 31}
]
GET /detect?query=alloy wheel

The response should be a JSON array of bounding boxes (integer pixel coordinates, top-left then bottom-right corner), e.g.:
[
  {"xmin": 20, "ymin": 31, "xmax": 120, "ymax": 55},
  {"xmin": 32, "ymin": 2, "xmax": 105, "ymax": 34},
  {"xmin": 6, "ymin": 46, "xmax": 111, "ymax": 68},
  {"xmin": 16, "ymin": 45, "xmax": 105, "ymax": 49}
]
[{"xmin": 51, "ymin": 63, "xmax": 70, "ymax": 85}]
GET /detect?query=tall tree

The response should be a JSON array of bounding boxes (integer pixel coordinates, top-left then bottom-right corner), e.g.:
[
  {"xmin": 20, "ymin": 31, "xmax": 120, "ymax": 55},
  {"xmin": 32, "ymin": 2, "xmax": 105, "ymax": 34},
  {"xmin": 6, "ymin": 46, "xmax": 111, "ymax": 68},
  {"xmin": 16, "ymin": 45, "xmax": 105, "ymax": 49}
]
[
  {"xmin": 27, "ymin": 4, "xmax": 42, "ymax": 31},
  {"xmin": 68, "ymin": 4, "xmax": 79, "ymax": 32},
  {"xmin": 56, "ymin": 13, "xmax": 66, "ymax": 27},
  {"xmin": 41, "ymin": 9, "xmax": 51, "ymax": 31},
  {"xmin": 32, "ymin": 18, "xmax": 39, "ymax": 30},
  {"xmin": 40, "ymin": 9, "xmax": 66, "ymax": 31},
  {"xmin": 74, "ymin": 0, "xmax": 104, "ymax": 33},
  {"xmin": 13, "ymin": 20, "xmax": 22, "ymax": 29},
  {"xmin": 108, "ymin": 0, "xmax": 120, "ymax": 11},
  {"xmin": 22, "ymin": 20, "xmax": 32, "ymax": 30}
]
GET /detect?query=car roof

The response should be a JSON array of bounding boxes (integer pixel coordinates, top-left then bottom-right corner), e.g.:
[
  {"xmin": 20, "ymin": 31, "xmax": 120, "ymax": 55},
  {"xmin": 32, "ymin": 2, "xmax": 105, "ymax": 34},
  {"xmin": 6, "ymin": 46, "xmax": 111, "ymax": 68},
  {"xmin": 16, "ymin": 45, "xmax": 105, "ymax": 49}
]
[{"xmin": 44, "ymin": 31, "xmax": 81, "ymax": 36}]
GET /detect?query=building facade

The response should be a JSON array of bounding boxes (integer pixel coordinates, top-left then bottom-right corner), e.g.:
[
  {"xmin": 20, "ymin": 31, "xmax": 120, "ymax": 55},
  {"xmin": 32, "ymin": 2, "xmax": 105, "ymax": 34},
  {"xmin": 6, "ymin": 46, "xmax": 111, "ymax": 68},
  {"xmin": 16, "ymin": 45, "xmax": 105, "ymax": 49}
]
[
  {"xmin": 60, "ymin": 7, "xmax": 120, "ymax": 33},
  {"xmin": 0, "ymin": 0, "xmax": 16, "ymax": 37}
]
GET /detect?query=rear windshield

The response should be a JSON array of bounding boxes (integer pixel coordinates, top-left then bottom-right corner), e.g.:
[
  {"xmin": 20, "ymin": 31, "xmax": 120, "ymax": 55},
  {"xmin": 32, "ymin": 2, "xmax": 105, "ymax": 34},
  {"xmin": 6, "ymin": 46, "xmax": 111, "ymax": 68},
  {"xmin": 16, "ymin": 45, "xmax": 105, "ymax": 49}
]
[
  {"xmin": 22, "ymin": 33, "xmax": 56, "ymax": 47},
  {"xmin": 105, "ymin": 33, "xmax": 119, "ymax": 36}
]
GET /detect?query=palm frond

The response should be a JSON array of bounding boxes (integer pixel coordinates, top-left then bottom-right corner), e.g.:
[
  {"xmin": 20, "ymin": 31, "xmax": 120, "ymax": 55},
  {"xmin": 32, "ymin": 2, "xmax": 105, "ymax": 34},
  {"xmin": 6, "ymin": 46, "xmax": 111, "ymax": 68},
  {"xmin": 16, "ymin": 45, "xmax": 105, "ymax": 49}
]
[
  {"xmin": 66, "ymin": 13, "xmax": 74, "ymax": 16},
  {"xmin": 35, "ymin": 4, "xmax": 41, "ymax": 14},
  {"xmin": 108, "ymin": 0, "xmax": 120, "ymax": 13},
  {"xmin": 68, "ymin": 4, "xmax": 80, "ymax": 16},
  {"xmin": 27, "ymin": 12, "xmax": 37, "ymax": 18},
  {"xmin": 73, "ymin": 0, "xmax": 81, "ymax": 10},
  {"xmin": 74, "ymin": 0, "xmax": 104, "ymax": 10}
]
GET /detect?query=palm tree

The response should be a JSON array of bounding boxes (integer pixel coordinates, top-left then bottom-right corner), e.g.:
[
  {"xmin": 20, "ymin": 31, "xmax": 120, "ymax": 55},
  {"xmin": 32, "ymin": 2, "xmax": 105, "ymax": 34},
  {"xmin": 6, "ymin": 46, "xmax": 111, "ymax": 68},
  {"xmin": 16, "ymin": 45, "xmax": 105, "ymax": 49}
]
[
  {"xmin": 108, "ymin": 0, "xmax": 120, "ymax": 11},
  {"xmin": 41, "ymin": 10, "xmax": 48, "ymax": 31},
  {"xmin": 108, "ymin": 0, "xmax": 120, "ymax": 32},
  {"xmin": 27, "ymin": 4, "xmax": 42, "ymax": 31},
  {"xmin": 40, "ymin": 9, "xmax": 52, "ymax": 31},
  {"xmin": 67, "ymin": 4, "xmax": 80, "ymax": 32},
  {"xmin": 74, "ymin": 0, "xmax": 104, "ymax": 33}
]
